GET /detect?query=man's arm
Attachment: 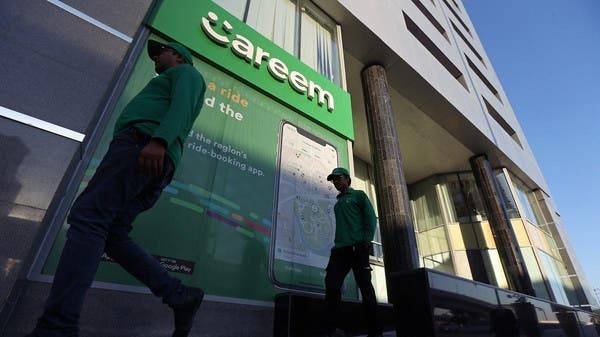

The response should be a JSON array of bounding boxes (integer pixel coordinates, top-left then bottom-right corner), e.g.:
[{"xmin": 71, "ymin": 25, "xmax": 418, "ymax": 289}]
[
  {"xmin": 139, "ymin": 66, "xmax": 204, "ymax": 176},
  {"xmin": 152, "ymin": 66, "xmax": 203, "ymax": 147},
  {"xmin": 138, "ymin": 138, "xmax": 169, "ymax": 177},
  {"xmin": 361, "ymin": 191, "xmax": 378, "ymax": 241}
]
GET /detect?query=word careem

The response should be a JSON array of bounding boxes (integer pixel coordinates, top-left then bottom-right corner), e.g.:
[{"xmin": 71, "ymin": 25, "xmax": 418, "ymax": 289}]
[{"xmin": 201, "ymin": 11, "xmax": 335, "ymax": 112}]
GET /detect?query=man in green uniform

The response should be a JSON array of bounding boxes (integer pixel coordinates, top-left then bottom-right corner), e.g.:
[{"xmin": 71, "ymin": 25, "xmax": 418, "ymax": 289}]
[
  {"xmin": 325, "ymin": 167, "xmax": 382, "ymax": 337},
  {"xmin": 27, "ymin": 40, "xmax": 206, "ymax": 337}
]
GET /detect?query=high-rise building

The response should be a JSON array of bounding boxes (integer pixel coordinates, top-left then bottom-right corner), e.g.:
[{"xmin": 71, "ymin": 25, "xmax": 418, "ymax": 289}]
[{"xmin": 0, "ymin": 0, "xmax": 597, "ymax": 335}]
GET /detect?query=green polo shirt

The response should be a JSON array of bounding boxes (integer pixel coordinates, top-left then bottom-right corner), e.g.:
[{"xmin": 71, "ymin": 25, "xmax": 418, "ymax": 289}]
[
  {"xmin": 113, "ymin": 63, "xmax": 206, "ymax": 167},
  {"xmin": 333, "ymin": 187, "xmax": 377, "ymax": 248}
]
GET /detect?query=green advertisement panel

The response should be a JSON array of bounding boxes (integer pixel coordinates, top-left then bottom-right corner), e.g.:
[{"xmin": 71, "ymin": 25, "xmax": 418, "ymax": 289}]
[
  {"xmin": 150, "ymin": 0, "xmax": 354, "ymax": 140},
  {"xmin": 42, "ymin": 35, "xmax": 358, "ymax": 301}
]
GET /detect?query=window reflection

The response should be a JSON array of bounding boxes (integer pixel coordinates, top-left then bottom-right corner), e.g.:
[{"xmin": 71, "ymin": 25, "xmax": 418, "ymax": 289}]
[
  {"xmin": 510, "ymin": 174, "xmax": 543, "ymax": 226},
  {"xmin": 442, "ymin": 174, "xmax": 487, "ymax": 223},
  {"xmin": 508, "ymin": 174, "xmax": 573, "ymax": 306},
  {"xmin": 411, "ymin": 176, "xmax": 444, "ymax": 231},
  {"xmin": 433, "ymin": 306, "xmax": 494, "ymax": 337},
  {"xmin": 539, "ymin": 251, "xmax": 570, "ymax": 306},
  {"xmin": 352, "ymin": 158, "xmax": 383, "ymax": 261},
  {"xmin": 457, "ymin": 173, "xmax": 488, "ymax": 222},
  {"xmin": 410, "ymin": 176, "xmax": 455, "ymax": 274},
  {"xmin": 361, "ymin": 166, "xmax": 581, "ymax": 309},
  {"xmin": 522, "ymin": 247, "xmax": 552, "ymax": 301},
  {"xmin": 494, "ymin": 170, "xmax": 520, "ymax": 219},
  {"xmin": 409, "ymin": 173, "xmax": 503, "ymax": 283}
]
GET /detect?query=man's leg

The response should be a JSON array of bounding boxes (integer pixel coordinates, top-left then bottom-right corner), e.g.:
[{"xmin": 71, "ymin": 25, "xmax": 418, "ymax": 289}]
[
  {"xmin": 352, "ymin": 243, "xmax": 380, "ymax": 337},
  {"xmin": 104, "ymin": 158, "xmax": 182, "ymax": 302},
  {"xmin": 106, "ymin": 203, "xmax": 204, "ymax": 337},
  {"xmin": 31, "ymin": 130, "xmax": 157, "ymax": 336},
  {"xmin": 324, "ymin": 247, "xmax": 352, "ymax": 335},
  {"xmin": 32, "ymin": 224, "xmax": 105, "ymax": 337},
  {"xmin": 104, "ymin": 153, "xmax": 203, "ymax": 337},
  {"xmin": 105, "ymin": 220, "xmax": 182, "ymax": 299}
]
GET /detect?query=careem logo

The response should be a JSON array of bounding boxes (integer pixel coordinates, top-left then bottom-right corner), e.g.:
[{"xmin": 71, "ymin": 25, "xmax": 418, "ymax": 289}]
[{"xmin": 201, "ymin": 11, "xmax": 335, "ymax": 112}]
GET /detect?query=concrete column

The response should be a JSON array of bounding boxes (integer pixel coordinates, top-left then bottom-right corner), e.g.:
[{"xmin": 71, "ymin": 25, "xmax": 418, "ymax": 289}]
[
  {"xmin": 470, "ymin": 155, "xmax": 535, "ymax": 296},
  {"xmin": 361, "ymin": 65, "xmax": 419, "ymax": 282}
]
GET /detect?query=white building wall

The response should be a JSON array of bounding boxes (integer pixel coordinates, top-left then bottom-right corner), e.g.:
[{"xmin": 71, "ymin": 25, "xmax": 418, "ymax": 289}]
[{"xmin": 337, "ymin": 0, "xmax": 549, "ymax": 192}]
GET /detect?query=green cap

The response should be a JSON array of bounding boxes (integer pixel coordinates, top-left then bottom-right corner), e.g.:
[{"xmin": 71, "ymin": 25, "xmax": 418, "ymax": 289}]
[
  {"xmin": 147, "ymin": 40, "xmax": 194, "ymax": 65},
  {"xmin": 327, "ymin": 167, "xmax": 350, "ymax": 181}
]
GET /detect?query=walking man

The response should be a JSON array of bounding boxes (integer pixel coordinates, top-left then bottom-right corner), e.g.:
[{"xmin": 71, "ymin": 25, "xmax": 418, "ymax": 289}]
[
  {"xmin": 325, "ymin": 167, "xmax": 382, "ymax": 337},
  {"xmin": 27, "ymin": 40, "xmax": 206, "ymax": 337}
]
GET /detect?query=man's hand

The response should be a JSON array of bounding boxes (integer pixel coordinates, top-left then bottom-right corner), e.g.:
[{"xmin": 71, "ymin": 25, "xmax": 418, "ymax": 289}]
[{"xmin": 138, "ymin": 139, "xmax": 166, "ymax": 177}]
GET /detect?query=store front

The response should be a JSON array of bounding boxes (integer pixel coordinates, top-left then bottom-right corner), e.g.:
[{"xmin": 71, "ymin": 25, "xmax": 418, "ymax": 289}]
[{"xmin": 32, "ymin": 0, "xmax": 359, "ymax": 304}]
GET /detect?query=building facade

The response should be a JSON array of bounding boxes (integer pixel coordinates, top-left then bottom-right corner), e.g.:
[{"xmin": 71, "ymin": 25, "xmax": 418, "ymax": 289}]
[{"xmin": 0, "ymin": 0, "xmax": 597, "ymax": 335}]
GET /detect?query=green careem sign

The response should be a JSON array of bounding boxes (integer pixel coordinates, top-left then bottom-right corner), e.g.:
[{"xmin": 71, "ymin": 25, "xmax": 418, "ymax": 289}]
[{"xmin": 150, "ymin": 0, "xmax": 354, "ymax": 140}]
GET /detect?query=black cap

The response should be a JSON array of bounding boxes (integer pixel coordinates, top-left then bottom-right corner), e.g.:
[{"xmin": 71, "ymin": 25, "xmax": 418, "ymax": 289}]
[
  {"xmin": 147, "ymin": 40, "xmax": 194, "ymax": 65},
  {"xmin": 327, "ymin": 167, "xmax": 350, "ymax": 181}
]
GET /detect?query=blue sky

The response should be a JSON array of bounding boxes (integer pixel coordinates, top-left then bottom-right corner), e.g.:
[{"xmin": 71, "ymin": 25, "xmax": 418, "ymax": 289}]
[{"xmin": 463, "ymin": 0, "xmax": 600, "ymax": 298}]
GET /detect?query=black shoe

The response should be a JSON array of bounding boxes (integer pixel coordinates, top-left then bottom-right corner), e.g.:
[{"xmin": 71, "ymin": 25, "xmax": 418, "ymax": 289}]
[{"xmin": 169, "ymin": 286, "xmax": 204, "ymax": 337}]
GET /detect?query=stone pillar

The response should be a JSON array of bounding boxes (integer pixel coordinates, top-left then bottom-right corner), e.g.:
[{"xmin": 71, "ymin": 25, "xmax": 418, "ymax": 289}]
[
  {"xmin": 361, "ymin": 65, "xmax": 419, "ymax": 284},
  {"xmin": 470, "ymin": 155, "xmax": 535, "ymax": 296}
]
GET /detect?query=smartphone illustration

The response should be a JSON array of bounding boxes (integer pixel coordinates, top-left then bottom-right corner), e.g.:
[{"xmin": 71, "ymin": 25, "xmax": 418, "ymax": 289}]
[{"xmin": 270, "ymin": 122, "xmax": 339, "ymax": 292}]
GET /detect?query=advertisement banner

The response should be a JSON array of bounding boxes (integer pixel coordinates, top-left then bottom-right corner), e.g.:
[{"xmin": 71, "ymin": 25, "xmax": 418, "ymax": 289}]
[
  {"xmin": 42, "ymin": 36, "xmax": 357, "ymax": 301},
  {"xmin": 150, "ymin": 0, "xmax": 354, "ymax": 140}
]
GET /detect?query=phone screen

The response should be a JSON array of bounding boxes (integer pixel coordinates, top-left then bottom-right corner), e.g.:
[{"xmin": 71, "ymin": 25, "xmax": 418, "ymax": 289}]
[{"xmin": 270, "ymin": 122, "xmax": 339, "ymax": 291}]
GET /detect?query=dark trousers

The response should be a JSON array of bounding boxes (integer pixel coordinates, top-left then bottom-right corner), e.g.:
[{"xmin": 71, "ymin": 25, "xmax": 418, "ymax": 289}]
[
  {"xmin": 34, "ymin": 128, "xmax": 182, "ymax": 336},
  {"xmin": 325, "ymin": 242, "xmax": 380, "ymax": 335}
]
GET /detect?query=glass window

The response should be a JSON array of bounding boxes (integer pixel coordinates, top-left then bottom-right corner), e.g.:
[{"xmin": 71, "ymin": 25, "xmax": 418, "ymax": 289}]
[
  {"xmin": 353, "ymin": 158, "xmax": 383, "ymax": 261},
  {"xmin": 458, "ymin": 173, "xmax": 488, "ymax": 221},
  {"xmin": 371, "ymin": 223, "xmax": 384, "ymax": 261},
  {"xmin": 466, "ymin": 249, "xmax": 489, "ymax": 283},
  {"xmin": 452, "ymin": 250, "xmax": 473, "ymax": 279},
  {"xmin": 299, "ymin": 4, "xmax": 341, "ymax": 84},
  {"xmin": 442, "ymin": 174, "xmax": 470, "ymax": 223},
  {"xmin": 246, "ymin": 0, "xmax": 297, "ymax": 55},
  {"xmin": 457, "ymin": 222, "xmax": 483, "ymax": 250},
  {"xmin": 521, "ymin": 191, "xmax": 539, "ymax": 224},
  {"xmin": 481, "ymin": 249, "xmax": 509, "ymax": 288},
  {"xmin": 538, "ymin": 251, "xmax": 570, "ymax": 305},
  {"xmin": 240, "ymin": 0, "xmax": 342, "ymax": 85},
  {"xmin": 411, "ymin": 187, "xmax": 444, "ymax": 232},
  {"xmin": 542, "ymin": 231, "xmax": 561, "ymax": 258},
  {"xmin": 511, "ymin": 175, "xmax": 543, "ymax": 226},
  {"xmin": 423, "ymin": 251, "xmax": 453, "ymax": 274},
  {"xmin": 440, "ymin": 173, "xmax": 487, "ymax": 224},
  {"xmin": 212, "ymin": 0, "xmax": 248, "ymax": 20},
  {"xmin": 494, "ymin": 170, "xmax": 520, "ymax": 219},
  {"xmin": 521, "ymin": 247, "xmax": 552, "ymax": 300},
  {"xmin": 438, "ymin": 182, "xmax": 458, "ymax": 223},
  {"xmin": 561, "ymin": 273, "xmax": 580, "ymax": 307},
  {"xmin": 510, "ymin": 219, "xmax": 531, "ymax": 246}
]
